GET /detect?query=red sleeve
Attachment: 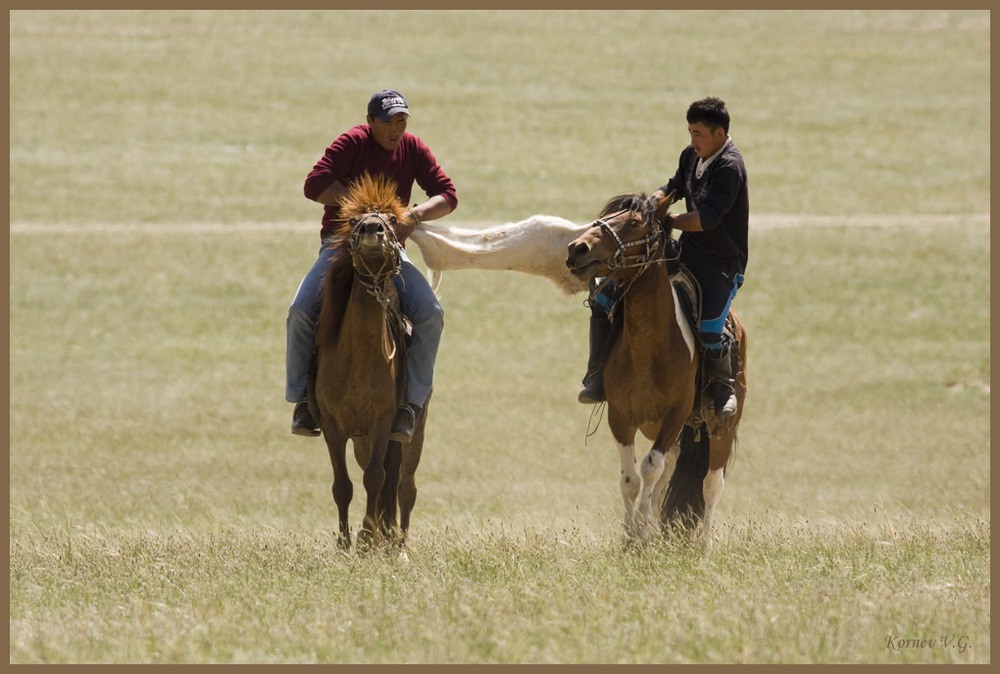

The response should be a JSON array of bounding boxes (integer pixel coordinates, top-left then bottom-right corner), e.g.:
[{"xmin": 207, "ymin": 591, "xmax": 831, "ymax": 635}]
[
  {"xmin": 303, "ymin": 126, "xmax": 366, "ymax": 202},
  {"xmin": 412, "ymin": 137, "xmax": 458, "ymax": 211}
]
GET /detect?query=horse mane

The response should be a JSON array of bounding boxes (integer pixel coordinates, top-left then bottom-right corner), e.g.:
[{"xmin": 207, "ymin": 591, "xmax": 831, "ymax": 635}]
[
  {"xmin": 600, "ymin": 192, "xmax": 675, "ymax": 241},
  {"xmin": 316, "ymin": 173, "xmax": 407, "ymax": 347},
  {"xmin": 316, "ymin": 247, "xmax": 354, "ymax": 348},
  {"xmin": 331, "ymin": 172, "xmax": 408, "ymax": 237},
  {"xmin": 599, "ymin": 193, "xmax": 651, "ymax": 220}
]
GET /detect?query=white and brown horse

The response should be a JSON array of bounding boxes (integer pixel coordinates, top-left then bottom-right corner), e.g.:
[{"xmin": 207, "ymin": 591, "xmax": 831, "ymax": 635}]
[
  {"xmin": 405, "ymin": 200, "xmax": 746, "ymax": 544},
  {"xmin": 565, "ymin": 193, "xmax": 747, "ymax": 545},
  {"xmin": 315, "ymin": 173, "xmax": 429, "ymax": 551}
]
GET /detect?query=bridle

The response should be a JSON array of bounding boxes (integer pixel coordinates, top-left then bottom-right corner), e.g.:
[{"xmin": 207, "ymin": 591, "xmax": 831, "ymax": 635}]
[
  {"xmin": 594, "ymin": 209, "xmax": 669, "ymax": 271},
  {"xmin": 348, "ymin": 211, "xmax": 406, "ymax": 361},
  {"xmin": 349, "ymin": 211, "xmax": 403, "ymax": 282},
  {"xmin": 585, "ymin": 208, "xmax": 679, "ymax": 317}
]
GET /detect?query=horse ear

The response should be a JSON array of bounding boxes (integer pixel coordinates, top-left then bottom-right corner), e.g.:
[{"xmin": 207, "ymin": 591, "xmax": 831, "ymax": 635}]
[{"xmin": 652, "ymin": 190, "xmax": 675, "ymax": 221}]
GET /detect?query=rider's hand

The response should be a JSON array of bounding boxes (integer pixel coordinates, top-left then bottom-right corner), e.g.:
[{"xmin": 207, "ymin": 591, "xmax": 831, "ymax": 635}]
[{"xmin": 394, "ymin": 209, "xmax": 420, "ymax": 242}]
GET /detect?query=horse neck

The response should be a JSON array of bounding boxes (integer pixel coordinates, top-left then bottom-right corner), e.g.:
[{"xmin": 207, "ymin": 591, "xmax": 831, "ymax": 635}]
[
  {"xmin": 620, "ymin": 262, "xmax": 678, "ymax": 352},
  {"xmin": 318, "ymin": 269, "xmax": 392, "ymax": 364},
  {"xmin": 340, "ymin": 277, "xmax": 390, "ymax": 342}
]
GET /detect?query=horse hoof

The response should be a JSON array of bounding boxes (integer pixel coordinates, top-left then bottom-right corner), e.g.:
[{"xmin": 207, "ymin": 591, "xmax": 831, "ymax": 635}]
[{"xmin": 356, "ymin": 529, "xmax": 381, "ymax": 553}]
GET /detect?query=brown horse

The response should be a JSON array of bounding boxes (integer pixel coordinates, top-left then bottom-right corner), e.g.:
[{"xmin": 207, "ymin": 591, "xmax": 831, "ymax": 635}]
[
  {"xmin": 565, "ymin": 193, "xmax": 747, "ymax": 546},
  {"xmin": 314, "ymin": 173, "xmax": 430, "ymax": 551}
]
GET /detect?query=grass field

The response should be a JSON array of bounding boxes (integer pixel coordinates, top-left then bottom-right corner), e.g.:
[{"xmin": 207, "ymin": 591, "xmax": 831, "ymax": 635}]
[{"xmin": 8, "ymin": 9, "xmax": 991, "ymax": 664}]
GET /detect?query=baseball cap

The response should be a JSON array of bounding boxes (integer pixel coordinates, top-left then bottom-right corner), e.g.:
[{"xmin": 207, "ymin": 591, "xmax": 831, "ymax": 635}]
[{"xmin": 367, "ymin": 89, "xmax": 410, "ymax": 122}]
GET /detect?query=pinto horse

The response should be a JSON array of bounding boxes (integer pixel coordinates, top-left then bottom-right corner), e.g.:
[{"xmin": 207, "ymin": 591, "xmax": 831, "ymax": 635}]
[
  {"xmin": 314, "ymin": 173, "xmax": 429, "ymax": 550},
  {"xmin": 565, "ymin": 193, "xmax": 747, "ymax": 546}
]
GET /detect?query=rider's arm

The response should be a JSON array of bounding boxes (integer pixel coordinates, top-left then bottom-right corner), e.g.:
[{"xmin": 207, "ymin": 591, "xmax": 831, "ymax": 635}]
[{"xmin": 396, "ymin": 194, "xmax": 453, "ymax": 240}]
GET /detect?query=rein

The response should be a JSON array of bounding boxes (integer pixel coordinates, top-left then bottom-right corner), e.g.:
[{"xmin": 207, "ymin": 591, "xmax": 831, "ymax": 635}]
[{"xmin": 348, "ymin": 212, "xmax": 406, "ymax": 362}]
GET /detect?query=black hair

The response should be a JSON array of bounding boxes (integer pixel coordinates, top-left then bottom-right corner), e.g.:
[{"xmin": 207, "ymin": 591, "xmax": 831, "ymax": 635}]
[{"xmin": 686, "ymin": 97, "xmax": 730, "ymax": 134}]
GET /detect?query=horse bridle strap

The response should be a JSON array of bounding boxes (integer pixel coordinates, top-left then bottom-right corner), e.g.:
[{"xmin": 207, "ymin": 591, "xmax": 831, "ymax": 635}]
[
  {"xmin": 595, "ymin": 210, "xmax": 667, "ymax": 271},
  {"xmin": 349, "ymin": 211, "xmax": 405, "ymax": 362},
  {"xmin": 349, "ymin": 212, "xmax": 403, "ymax": 281},
  {"xmin": 585, "ymin": 209, "xmax": 677, "ymax": 320}
]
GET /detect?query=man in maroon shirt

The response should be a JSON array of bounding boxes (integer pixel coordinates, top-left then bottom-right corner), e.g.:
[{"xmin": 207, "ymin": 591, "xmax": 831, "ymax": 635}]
[{"xmin": 286, "ymin": 89, "xmax": 458, "ymax": 441}]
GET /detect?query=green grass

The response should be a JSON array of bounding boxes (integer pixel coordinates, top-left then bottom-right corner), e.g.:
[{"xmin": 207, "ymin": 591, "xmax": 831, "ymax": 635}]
[
  {"xmin": 9, "ymin": 10, "xmax": 990, "ymax": 223},
  {"xmin": 8, "ymin": 513, "xmax": 990, "ymax": 664},
  {"xmin": 8, "ymin": 9, "xmax": 991, "ymax": 665},
  {"xmin": 8, "ymin": 219, "xmax": 990, "ymax": 664}
]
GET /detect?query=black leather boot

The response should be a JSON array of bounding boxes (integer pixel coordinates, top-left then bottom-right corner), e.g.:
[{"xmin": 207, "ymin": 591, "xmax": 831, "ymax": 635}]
[
  {"xmin": 578, "ymin": 314, "xmax": 613, "ymax": 404},
  {"xmin": 390, "ymin": 403, "xmax": 421, "ymax": 443},
  {"xmin": 704, "ymin": 341, "xmax": 738, "ymax": 418},
  {"xmin": 291, "ymin": 401, "xmax": 320, "ymax": 437}
]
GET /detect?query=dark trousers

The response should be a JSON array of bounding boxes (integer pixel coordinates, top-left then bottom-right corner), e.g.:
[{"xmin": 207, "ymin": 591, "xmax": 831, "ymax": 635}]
[{"xmin": 685, "ymin": 263, "xmax": 744, "ymax": 353}]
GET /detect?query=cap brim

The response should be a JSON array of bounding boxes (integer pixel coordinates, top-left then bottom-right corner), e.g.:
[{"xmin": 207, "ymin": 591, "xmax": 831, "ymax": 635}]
[{"xmin": 376, "ymin": 107, "xmax": 410, "ymax": 121}]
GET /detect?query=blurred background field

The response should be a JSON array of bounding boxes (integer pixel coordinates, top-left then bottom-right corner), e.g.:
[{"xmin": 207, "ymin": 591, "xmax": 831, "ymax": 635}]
[{"xmin": 8, "ymin": 9, "xmax": 990, "ymax": 664}]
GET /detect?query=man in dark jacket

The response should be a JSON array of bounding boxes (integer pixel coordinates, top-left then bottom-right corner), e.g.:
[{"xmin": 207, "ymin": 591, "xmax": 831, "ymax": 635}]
[
  {"xmin": 579, "ymin": 97, "xmax": 748, "ymax": 417},
  {"xmin": 287, "ymin": 89, "xmax": 458, "ymax": 440}
]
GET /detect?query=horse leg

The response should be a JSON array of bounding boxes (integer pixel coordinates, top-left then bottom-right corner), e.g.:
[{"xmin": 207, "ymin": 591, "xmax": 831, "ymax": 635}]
[
  {"xmin": 324, "ymin": 431, "xmax": 353, "ymax": 549},
  {"xmin": 398, "ymin": 400, "xmax": 428, "ymax": 552},
  {"xmin": 637, "ymin": 449, "xmax": 665, "ymax": 538},
  {"xmin": 613, "ymin": 438, "xmax": 641, "ymax": 536},
  {"xmin": 638, "ymin": 412, "xmax": 688, "ymax": 534},
  {"xmin": 397, "ymin": 451, "xmax": 420, "ymax": 559},
  {"xmin": 701, "ymin": 467, "xmax": 725, "ymax": 550},
  {"xmin": 357, "ymin": 433, "xmax": 389, "ymax": 551},
  {"xmin": 650, "ymin": 442, "xmax": 680, "ymax": 522},
  {"xmin": 702, "ymin": 424, "xmax": 736, "ymax": 550}
]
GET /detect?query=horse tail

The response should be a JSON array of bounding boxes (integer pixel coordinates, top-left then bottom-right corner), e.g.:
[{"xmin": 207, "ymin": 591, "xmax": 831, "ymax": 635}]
[{"xmin": 661, "ymin": 425, "xmax": 709, "ymax": 530}]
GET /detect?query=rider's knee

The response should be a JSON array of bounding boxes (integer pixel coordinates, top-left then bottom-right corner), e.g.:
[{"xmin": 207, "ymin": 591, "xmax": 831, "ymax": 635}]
[
  {"xmin": 287, "ymin": 301, "xmax": 317, "ymax": 331},
  {"xmin": 414, "ymin": 300, "xmax": 444, "ymax": 334}
]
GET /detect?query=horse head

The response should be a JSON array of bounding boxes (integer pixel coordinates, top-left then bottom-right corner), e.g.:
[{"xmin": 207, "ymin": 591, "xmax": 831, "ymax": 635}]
[
  {"xmin": 337, "ymin": 173, "xmax": 409, "ymax": 282},
  {"xmin": 348, "ymin": 210, "xmax": 402, "ymax": 281},
  {"xmin": 565, "ymin": 192, "xmax": 674, "ymax": 282}
]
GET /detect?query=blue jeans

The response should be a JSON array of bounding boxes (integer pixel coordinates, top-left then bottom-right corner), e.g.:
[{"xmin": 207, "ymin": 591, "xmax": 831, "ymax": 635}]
[{"xmin": 285, "ymin": 239, "xmax": 444, "ymax": 408}]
